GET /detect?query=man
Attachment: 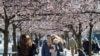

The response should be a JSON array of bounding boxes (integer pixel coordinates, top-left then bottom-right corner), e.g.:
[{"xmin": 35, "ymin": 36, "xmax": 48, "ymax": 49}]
[
  {"xmin": 69, "ymin": 37, "xmax": 77, "ymax": 56},
  {"xmin": 42, "ymin": 35, "xmax": 53, "ymax": 56}
]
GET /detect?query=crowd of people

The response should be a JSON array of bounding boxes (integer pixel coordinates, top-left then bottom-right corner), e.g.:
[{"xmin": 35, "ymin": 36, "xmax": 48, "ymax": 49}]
[{"xmin": 16, "ymin": 34, "xmax": 100, "ymax": 56}]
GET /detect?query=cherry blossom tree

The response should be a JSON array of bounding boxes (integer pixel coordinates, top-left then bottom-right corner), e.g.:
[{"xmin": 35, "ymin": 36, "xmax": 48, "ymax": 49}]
[{"xmin": 0, "ymin": 0, "xmax": 100, "ymax": 56}]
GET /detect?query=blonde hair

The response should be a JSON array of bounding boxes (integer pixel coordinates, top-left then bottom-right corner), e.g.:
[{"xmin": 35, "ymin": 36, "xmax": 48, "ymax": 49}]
[{"xmin": 51, "ymin": 34, "xmax": 65, "ymax": 44}]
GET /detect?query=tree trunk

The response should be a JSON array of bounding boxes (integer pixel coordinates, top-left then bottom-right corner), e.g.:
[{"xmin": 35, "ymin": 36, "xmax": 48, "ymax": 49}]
[
  {"xmin": 3, "ymin": 24, "xmax": 9, "ymax": 56},
  {"xmin": 64, "ymin": 31, "xmax": 69, "ymax": 49},
  {"xmin": 19, "ymin": 27, "xmax": 22, "ymax": 35},
  {"xmin": 34, "ymin": 33, "xmax": 37, "ymax": 38},
  {"xmin": 3, "ymin": 4, "xmax": 10, "ymax": 56},
  {"xmin": 77, "ymin": 36, "xmax": 82, "ymax": 48},
  {"xmin": 74, "ymin": 23, "xmax": 82, "ymax": 54},
  {"xmin": 89, "ymin": 23, "xmax": 93, "ymax": 56},
  {"xmin": 39, "ymin": 33, "xmax": 41, "ymax": 40},
  {"xmin": 12, "ymin": 24, "xmax": 17, "ymax": 56}
]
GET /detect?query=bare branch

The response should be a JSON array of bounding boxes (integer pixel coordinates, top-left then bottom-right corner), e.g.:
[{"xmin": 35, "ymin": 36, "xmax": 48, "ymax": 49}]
[
  {"xmin": 3, "ymin": 2, "xmax": 8, "ymax": 19},
  {"xmin": 82, "ymin": 11, "xmax": 100, "ymax": 14},
  {"xmin": 33, "ymin": 13, "xmax": 63, "ymax": 16},
  {"xmin": 0, "ymin": 28, "xmax": 4, "ymax": 33},
  {"xmin": 8, "ymin": 15, "xmax": 15, "ymax": 20},
  {"xmin": 0, "ymin": 14, "xmax": 5, "ymax": 19},
  {"xmin": 10, "ymin": 18, "xmax": 31, "ymax": 24},
  {"xmin": 67, "ymin": 24, "xmax": 78, "ymax": 36}
]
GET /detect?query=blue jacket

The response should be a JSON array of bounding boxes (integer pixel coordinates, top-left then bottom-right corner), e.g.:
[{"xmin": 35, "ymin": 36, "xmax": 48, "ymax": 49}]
[{"xmin": 42, "ymin": 42, "xmax": 51, "ymax": 56}]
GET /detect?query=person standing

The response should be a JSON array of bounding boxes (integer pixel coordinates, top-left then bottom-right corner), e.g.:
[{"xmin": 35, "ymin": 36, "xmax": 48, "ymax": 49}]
[
  {"xmin": 51, "ymin": 34, "xmax": 64, "ymax": 56},
  {"xmin": 41, "ymin": 35, "xmax": 53, "ymax": 56},
  {"xmin": 83, "ymin": 39, "xmax": 89, "ymax": 55},
  {"xmin": 69, "ymin": 37, "xmax": 77, "ymax": 56},
  {"xmin": 17, "ymin": 34, "xmax": 37, "ymax": 56}
]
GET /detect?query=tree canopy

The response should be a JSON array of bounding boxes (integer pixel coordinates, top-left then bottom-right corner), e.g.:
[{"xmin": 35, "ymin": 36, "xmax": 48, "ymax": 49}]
[{"xmin": 0, "ymin": 0, "xmax": 100, "ymax": 35}]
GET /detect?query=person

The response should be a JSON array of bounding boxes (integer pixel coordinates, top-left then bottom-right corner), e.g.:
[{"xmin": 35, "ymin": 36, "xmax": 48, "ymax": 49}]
[
  {"xmin": 82, "ymin": 39, "xmax": 89, "ymax": 55},
  {"xmin": 92, "ymin": 40, "xmax": 100, "ymax": 53},
  {"xmin": 50, "ymin": 44, "xmax": 57, "ymax": 56},
  {"xmin": 17, "ymin": 34, "xmax": 37, "ymax": 56},
  {"xmin": 42, "ymin": 35, "xmax": 53, "ymax": 56},
  {"xmin": 51, "ymin": 34, "xmax": 64, "ymax": 56},
  {"xmin": 34, "ymin": 37, "xmax": 39, "ymax": 47},
  {"xmin": 78, "ymin": 49, "xmax": 86, "ymax": 56},
  {"xmin": 69, "ymin": 37, "xmax": 77, "ymax": 56}
]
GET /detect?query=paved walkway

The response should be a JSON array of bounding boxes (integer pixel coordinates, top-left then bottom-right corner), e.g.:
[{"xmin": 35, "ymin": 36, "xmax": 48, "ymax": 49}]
[{"xmin": 37, "ymin": 47, "xmax": 100, "ymax": 56}]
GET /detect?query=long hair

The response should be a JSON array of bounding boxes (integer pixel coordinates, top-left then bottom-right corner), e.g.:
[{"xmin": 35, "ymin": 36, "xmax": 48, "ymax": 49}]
[
  {"xmin": 51, "ymin": 34, "xmax": 64, "ymax": 44},
  {"xmin": 18, "ymin": 34, "xmax": 33, "ymax": 56}
]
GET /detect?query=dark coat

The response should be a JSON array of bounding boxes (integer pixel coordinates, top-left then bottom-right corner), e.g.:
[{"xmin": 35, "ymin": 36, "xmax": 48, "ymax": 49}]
[
  {"xmin": 42, "ymin": 41, "xmax": 51, "ymax": 56},
  {"xmin": 83, "ymin": 41, "xmax": 89, "ymax": 55},
  {"xmin": 56, "ymin": 42, "xmax": 63, "ymax": 56},
  {"xmin": 92, "ymin": 42, "xmax": 100, "ymax": 53},
  {"xmin": 78, "ymin": 49, "xmax": 86, "ymax": 56},
  {"xmin": 17, "ymin": 44, "xmax": 37, "ymax": 56}
]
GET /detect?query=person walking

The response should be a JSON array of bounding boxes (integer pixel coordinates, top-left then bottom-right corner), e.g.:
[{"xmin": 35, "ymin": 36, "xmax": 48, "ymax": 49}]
[
  {"xmin": 69, "ymin": 37, "xmax": 77, "ymax": 56},
  {"xmin": 51, "ymin": 34, "xmax": 64, "ymax": 56},
  {"xmin": 17, "ymin": 34, "xmax": 37, "ymax": 56},
  {"xmin": 41, "ymin": 35, "xmax": 53, "ymax": 56},
  {"xmin": 83, "ymin": 39, "xmax": 89, "ymax": 55}
]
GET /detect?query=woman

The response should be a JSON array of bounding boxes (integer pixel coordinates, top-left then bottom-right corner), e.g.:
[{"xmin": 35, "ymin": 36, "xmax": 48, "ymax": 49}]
[
  {"xmin": 17, "ymin": 34, "xmax": 37, "ymax": 56},
  {"xmin": 51, "ymin": 34, "xmax": 64, "ymax": 56}
]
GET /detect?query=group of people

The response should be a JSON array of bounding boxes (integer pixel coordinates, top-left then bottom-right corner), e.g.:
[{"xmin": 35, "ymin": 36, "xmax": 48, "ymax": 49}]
[
  {"xmin": 41, "ymin": 34, "xmax": 65, "ymax": 56},
  {"xmin": 16, "ymin": 34, "xmax": 100, "ymax": 56},
  {"xmin": 77, "ymin": 38, "xmax": 100, "ymax": 56},
  {"xmin": 17, "ymin": 34, "xmax": 65, "ymax": 56},
  {"xmin": 82, "ymin": 38, "xmax": 100, "ymax": 55}
]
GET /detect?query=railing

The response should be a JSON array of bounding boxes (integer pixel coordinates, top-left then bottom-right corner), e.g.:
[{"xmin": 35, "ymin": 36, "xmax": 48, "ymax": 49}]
[{"xmin": 0, "ymin": 52, "xmax": 17, "ymax": 56}]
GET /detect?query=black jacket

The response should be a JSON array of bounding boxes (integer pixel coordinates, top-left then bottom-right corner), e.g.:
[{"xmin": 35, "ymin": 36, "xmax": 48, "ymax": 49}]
[{"xmin": 17, "ymin": 44, "xmax": 37, "ymax": 56}]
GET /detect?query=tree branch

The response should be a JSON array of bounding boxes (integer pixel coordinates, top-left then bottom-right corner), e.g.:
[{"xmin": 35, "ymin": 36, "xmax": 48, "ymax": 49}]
[
  {"xmin": 0, "ymin": 14, "xmax": 5, "ymax": 19},
  {"xmin": 33, "ymin": 13, "xmax": 62, "ymax": 16},
  {"xmin": 0, "ymin": 28, "xmax": 4, "ymax": 33},
  {"xmin": 9, "ymin": 15, "xmax": 16, "ymax": 20},
  {"xmin": 67, "ymin": 24, "xmax": 78, "ymax": 37},
  {"xmin": 82, "ymin": 11, "xmax": 100, "ymax": 14},
  {"xmin": 10, "ymin": 19, "xmax": 31, "ymax": 24},
  {"xmin": 3, "ymin": 3, "xmax": 8, "ymax": 19}
]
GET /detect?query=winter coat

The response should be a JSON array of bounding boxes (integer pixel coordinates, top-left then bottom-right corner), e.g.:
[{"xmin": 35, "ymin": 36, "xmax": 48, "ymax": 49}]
[
  {"xmin": 78, "ymin": 49, "xmax": 86, "ymax": 56},
  {"xmin": 50, "ymin": 45, "xmax": 57, "ymax": 56},
  {"xmin": 42, "ymin": 41, "xmax": 51, "ymax": 56},
  {"xmin": 17, "ymin": 43, "xmax": 37, "ymax": 56},
  {"xmin": 69, "ymin": 39, "xmax": 76, "ymax": 48},
  {"xmin": 56, "ymin": 42, "xmax": 63, "ymax": 56},
  {"xmin": 83, "ymin": 41, "xmax": 89, "ymax": 55}
]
